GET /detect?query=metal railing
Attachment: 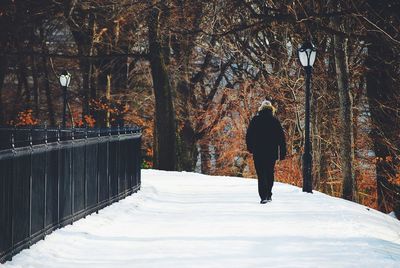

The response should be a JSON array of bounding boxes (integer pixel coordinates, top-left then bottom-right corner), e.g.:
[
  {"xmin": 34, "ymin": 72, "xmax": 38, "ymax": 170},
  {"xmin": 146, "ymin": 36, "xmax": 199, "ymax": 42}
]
[{"xmin": 0, "ymin": 126, "xmax": 142, "ymax": 263}]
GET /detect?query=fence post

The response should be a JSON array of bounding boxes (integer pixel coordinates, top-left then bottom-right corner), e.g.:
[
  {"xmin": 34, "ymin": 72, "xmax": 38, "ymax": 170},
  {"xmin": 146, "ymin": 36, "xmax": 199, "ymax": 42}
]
[
  {"xmin": 43, "ymin": 125, "xmax": 47, "ymax": 238},
  {"xmin": 138, "ymin": 128, "xmax": 142, "ymax": 186},
  {"xmin": 107, "ymin": 128, "xmax": 111, "ymax": 204},
  {"xmin": 96, "ymin": 129, "xmax": 100, "ymax": 213},
  {"xmin": 28, "ymin": 128, "xmax": 33, "ymax": 246},
  {"xmin": 10, "ymin": 130, "xmax": 15, "ymax": 257},
  {"xmin": 134, "ymin": 128, "xmax": 138, "ymax": 190},
  {"xmin": 129, "ymin": 128, "xmax": 133, "ymax": 191},
  {"xmin": 84, "ymin": 127, "xmax": 88, "ymax": 215},
  {"xmin": 117, "ymin": 125, "xmax": 120, "ymax": 196},
  {"xmin": 71, "ymin": 127, "xmax": 74, "ymax": 223},
  {"xmin": 56, "ymin": 125, "xmax": 61, "ymax": 227}
]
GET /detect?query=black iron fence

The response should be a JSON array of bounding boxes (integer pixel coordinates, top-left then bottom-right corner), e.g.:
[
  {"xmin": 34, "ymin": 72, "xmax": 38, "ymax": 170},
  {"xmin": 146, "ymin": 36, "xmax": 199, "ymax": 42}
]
[{"xmin": 0, "ymin": 126, "xmax": 142, "ymax": 263}]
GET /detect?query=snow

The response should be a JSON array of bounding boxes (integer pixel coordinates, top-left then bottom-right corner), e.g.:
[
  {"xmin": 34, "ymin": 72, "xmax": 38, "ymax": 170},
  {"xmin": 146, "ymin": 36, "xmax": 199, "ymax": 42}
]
[{"xmin": 2, "ymin": 170, "xmax": 400, "ymax": 268}]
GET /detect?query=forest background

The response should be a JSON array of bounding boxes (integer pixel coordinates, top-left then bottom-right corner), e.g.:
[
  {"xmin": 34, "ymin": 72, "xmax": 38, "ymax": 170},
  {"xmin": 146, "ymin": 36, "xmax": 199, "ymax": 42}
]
[{"xmin": 0, "ymin": 0, "xmax": 399, "ymax": 217}]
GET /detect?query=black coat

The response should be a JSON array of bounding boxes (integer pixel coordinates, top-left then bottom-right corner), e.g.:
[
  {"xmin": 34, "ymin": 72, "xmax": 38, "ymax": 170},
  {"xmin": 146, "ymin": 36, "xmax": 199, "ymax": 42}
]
[{"xmin": 246, "ymin": 109, "xmax": 286, "ymax": 160}]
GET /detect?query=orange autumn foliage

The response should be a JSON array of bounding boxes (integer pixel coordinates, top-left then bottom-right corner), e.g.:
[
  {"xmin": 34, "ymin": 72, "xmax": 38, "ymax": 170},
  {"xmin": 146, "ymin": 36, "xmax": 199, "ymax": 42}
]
[
  {"xmin": 10, "ymin": 109, "xmax": 39, "ymax": 126},
  {"xmin": 75, "ymin": 114, "xmax": 96, "ymax": 128}
]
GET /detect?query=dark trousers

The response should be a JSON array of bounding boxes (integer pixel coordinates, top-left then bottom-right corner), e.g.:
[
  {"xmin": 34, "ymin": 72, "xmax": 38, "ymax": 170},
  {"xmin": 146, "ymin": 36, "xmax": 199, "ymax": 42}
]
[{"xmin": 253, "ymin": 156, "xmax": 276, "ymax": 201}]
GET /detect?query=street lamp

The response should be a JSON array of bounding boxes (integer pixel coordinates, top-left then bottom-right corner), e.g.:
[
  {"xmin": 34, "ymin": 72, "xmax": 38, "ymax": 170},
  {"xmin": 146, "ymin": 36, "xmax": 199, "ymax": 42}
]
[
  {"xmin": 298, "ymin": 41, "xmax": 317, "ymax": 193},
  {"xmin": 59, "ymin": 70, "xmax": 71, "ymax": 128}
]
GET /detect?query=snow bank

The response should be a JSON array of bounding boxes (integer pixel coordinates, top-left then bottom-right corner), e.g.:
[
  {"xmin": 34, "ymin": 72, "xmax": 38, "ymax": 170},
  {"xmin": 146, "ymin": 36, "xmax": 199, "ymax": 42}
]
[{"xmin": 3, "ymin": 170, "xmax": 400, "ymax": 268}]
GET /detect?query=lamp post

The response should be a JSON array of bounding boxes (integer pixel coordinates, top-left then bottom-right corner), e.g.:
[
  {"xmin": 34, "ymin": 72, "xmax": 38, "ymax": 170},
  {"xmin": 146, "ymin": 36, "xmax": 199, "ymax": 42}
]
[
  {"xmin": 298, "ymin": 41, "xmax": 317, "ymax": 193},
  {"xmin": 59, "ymin": 70, "xmax": 71, "ymax": 128}
]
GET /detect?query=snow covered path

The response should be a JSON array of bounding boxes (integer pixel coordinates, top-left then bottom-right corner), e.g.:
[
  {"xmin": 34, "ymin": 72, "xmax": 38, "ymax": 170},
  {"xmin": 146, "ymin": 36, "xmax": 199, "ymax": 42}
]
[{"xmin": 3, "ymin": 170, "xmax": 400, "ymax": 268}]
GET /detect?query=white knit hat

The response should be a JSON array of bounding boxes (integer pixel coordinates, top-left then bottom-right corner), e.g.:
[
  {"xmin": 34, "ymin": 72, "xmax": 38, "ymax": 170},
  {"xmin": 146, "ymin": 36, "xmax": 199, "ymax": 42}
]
[{"xmin": 258, "ymin": 100, "xmax": 276, "ymax": 113}]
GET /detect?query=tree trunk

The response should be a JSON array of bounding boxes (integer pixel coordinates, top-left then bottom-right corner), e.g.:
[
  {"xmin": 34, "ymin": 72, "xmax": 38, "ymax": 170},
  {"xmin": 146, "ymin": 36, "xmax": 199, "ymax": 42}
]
[
  {"xmin": 318, "ymin": 85, "xmax": 332, "ymax": 194},
  {"xmin": 80, "ymin": 49, "xmax": 94, "ymax": 118},
  {"xmin": 365, "ymin": 28, "xmax": 400, "ymax": 213},
  {"xmin": 319, "ymin": 44, "xmax": 338, "ymax": 194},
  {"xmin": 31, "ymin": 54, "xmax": 40, "ymax": 118},
  {"xmin": 176, "ymin": 62, "xmax": 196, "ymax": 171},
  {"xmin": 200, "ymin": 140, "xmax": 211, "ymax": 174},
  {"xmin": 176, "ymin": 81, "xmax": 197, "ymax": 171},
  {"xmin": 363, "ymin": 0, "xmax": 400, "ymax": 214},
  {"xmin": 311, "ymin": 72, "xmax": 320, "ymax": 189},
  {"xmin": 0, "ymin": 55, "xmax": 6, "ymax": 125},
  {"xmin": 106, "ymin": 74, "xmax": 111, "ymax": 127},
  {"xmin": 42, "ymin": 56, "xmax": 56, "ymax": 126},
  {"xmin": 148, "ymin": 5, "xmax": 177, "ymax": 170},
  {"xmin": 69, "ymin": 13, "xmax": 96, "ymax": 119},
  {"xmin": 332, "ymin": 17, "xmax": 355, "ymax": 201},
  {"xmin": 39, "ymin": 27, "xmax": 56, "ymax": 126},
  {"xmin": 18, "ymin": 50, "xmax": 30, "ymax": 107},
  {"xmin": 153, "ymin": 120, "xmax": 159, "ymax": 168}
]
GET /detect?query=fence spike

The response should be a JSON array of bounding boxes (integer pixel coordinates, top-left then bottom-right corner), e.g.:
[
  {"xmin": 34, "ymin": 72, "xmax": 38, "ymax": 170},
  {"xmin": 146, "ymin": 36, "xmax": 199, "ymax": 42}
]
[
  {"xmin": 57, "ymin": 125, "xmax": 61, "ymax": 142},
  {"xmin": 11, "ymin": 131, "xmax": 15, "ymax": 150},
  {"xmin": 29, "ymin": 128, "xmax": 33, "ymax": 147},
  {"xmin": 44, "ymin": 124, "xmax": 48, "ymax": 144}
]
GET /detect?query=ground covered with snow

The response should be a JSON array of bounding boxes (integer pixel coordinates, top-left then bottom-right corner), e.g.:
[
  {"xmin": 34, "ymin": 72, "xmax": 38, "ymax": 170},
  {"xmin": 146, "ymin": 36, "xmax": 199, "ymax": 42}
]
[{"xmin": 3, "ymin": 170, "xmax": 400, "ymax": 268}]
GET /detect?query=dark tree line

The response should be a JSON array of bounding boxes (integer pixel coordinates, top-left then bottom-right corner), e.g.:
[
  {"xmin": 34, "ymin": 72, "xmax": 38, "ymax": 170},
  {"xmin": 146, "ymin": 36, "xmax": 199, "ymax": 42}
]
[{"xmin": 0, "ymin": 0, "xmax": 399, "ymax": 216}]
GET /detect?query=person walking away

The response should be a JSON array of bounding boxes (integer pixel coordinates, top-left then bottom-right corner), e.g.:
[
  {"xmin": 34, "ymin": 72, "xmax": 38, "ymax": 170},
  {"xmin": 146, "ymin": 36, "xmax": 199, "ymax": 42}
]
[{"xmin": 246, "ymin": 100, "xmax": 286, "ymax": 204}]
